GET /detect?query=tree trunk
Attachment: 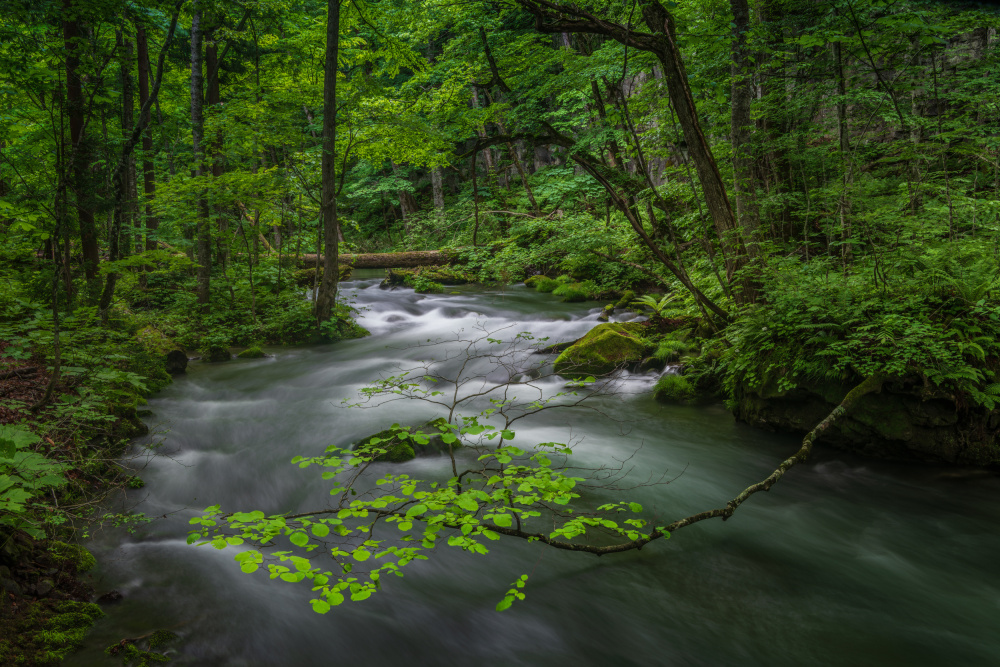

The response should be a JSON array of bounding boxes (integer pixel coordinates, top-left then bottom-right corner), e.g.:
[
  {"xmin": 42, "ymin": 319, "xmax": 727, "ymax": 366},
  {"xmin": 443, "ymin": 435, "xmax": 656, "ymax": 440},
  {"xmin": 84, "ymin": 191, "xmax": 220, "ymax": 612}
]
[
  {"xmin": 63, "ymin": 1, "xmax": 99, "ymax": 282},
  {"xmin": 729, "ymin": 0, "xmax": 759, "ymax": 246},
  {"xmin": 431, "ymin": 166, "xmax": 445, "ymax": 212},
  {"xmin": 137, "ymin": 27, "xmax": 158, "ymax": 254},
  {"xmin": 315, "ymin": 0, "xmax": 341, "ymax": 323},
  {"xmin": 191, "ymin": 4, "xmax": 211, "ymax": 311}
]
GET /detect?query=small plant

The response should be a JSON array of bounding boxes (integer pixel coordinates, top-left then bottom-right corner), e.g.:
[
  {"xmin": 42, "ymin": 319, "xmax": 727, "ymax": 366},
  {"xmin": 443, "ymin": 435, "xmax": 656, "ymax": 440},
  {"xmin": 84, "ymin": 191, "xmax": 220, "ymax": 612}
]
[
  {"xmin": 534, "ymin": 277, "xmax": 560, "ymax": 293},
  {"xmin": 633, "ymin": 294, "xmax": 677, "ymax": 318}
]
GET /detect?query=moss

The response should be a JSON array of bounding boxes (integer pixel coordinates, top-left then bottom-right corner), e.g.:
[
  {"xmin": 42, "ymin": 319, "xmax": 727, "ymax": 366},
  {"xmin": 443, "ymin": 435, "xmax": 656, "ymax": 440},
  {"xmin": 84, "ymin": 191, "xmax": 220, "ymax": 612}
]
[
  {"xmin": 615, "ymin": 290, "xmax": 635, "ymax": 310},
  {"xmin": 653, "ymin": 373, "xmax": 696, "ymax": 403},
  {"xmin": 555, "ymin": 275, "xmax": 574, "ymax": 285},
  {"xmin": 6, "ymin": 601, "xmax": 106, "ymax": 665},
  {"xmin": 48, "ymin": 541, "xmax": 96, "ymax": 573},
  {"xmin": 524, "ymin": 275, "xmax": 548, "ymax": 288},
  {"xmin": 652, "ymin": 338, "xmax": 691, "ymax": 363},
  {"xmin": 200, "ymin": 344, "xmax": 231, "ymax": 363},
  {"xmin": 534, "ymin": 277, "xmax": 560, "ymax": 293},
  {"xmin": 552, "ymin": 283, "xmax": 589, "ymax": 302},
  {"xmin": 148, "ymin": 629, "xmax": 179, "ymax": 650},
  {"xmin": 237, "ymin": 345, "xmax": 267, "ymax": 359},
  {"xmin": 553, "ymin": 322, "xmax": 651, "ymax": 378}
]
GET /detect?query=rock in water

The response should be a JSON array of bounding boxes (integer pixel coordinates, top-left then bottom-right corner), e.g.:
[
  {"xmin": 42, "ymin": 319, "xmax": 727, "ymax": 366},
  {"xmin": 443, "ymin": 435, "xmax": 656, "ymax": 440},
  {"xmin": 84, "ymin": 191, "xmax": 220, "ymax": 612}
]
[
  {"xmin": 553, "ymin": 322, "xmax": 651, "ymax": 378},
  {"xmin": 136, "ymin": 327, "xmax": 188, "ymax": 374}
]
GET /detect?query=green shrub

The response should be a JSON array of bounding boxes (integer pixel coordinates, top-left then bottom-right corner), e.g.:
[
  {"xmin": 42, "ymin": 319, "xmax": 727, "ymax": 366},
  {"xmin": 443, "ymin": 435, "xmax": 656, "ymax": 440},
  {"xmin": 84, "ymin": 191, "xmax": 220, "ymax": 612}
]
[
  {"xmin": 524, "ymin": 275, "xmax": 547, "ymax": 288},
  {"xmin": 534, "ymin": 277, "xmax": 560, "ymax": 293}
]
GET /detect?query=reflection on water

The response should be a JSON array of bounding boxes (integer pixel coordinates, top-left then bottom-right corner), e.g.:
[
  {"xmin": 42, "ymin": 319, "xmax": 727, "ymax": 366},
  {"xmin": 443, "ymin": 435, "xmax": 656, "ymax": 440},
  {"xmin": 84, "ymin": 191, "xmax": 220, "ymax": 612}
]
[{"xmin": 70, "ymin": 271, "xmax": 1000, "ymax": 666}]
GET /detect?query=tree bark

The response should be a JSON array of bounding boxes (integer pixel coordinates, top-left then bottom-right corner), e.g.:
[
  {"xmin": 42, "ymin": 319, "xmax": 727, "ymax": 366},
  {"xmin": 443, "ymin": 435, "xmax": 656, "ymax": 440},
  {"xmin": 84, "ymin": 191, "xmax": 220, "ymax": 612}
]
[
  {"xmin": 315, "ymin": 0, "xmax": 341, "ymax": 323},
  {"xmin": 729, "ymin": 0, "xmax": 759, "ymax": 248},
  {"xmin": 137, "ymin": 27, "xmax": 158, "ymax": 254},
  {"xmin": 191, "ymin": 3, "xmax": 211, "ymax": 311},
  {"xmin": 63, "ymin": 1, "xmax": 99, "ymax": 282},
  {"xmin": 431, "ymin": 166, "xmax": 445, "ymax": 212}
]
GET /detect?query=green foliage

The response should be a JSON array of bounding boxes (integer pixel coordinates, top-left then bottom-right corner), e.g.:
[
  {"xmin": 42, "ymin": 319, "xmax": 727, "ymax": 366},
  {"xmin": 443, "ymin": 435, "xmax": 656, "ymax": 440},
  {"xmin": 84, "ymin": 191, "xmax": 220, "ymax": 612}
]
[
  {"xmin": 0, "ymin": 426, "xmax": 68, "ymax": 539},
  {"xmin": 722, "ymin": 254, "xmax": 1000, "ymax": 410},
  {"xmin": 533, "ymin": 277, "xmax": 560, "ymax": 293}
]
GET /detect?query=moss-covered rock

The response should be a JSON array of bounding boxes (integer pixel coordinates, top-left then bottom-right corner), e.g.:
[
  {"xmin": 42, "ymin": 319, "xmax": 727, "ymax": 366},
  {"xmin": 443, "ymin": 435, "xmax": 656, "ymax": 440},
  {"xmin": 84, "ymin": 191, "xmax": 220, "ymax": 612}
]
[
  {"xmin": 552, "ymin": 283, "xmax": 589, "ymax": 302},
  {"xmin": 237, "ymin": 346, "xmax": 267, "ymax": 359},
  {"xmin": 553, "ymin": 322, "xmax": 651, "ymax": 378},
  {"xmin": 653, "ymin": 373, "xmax": 696, "ymax": 403},
  {"xmin": 523, "ymin": 275, "xmax": 548, "ymax": 288},
  {"xmin": 48, "ymin": 542, "xmax": 96, "ymax": 574},
  {"xmin": 200, "ymin": 344, "xmax": 231, "ymax": 363},
  {"xmin": 136, "ymin": 326, "xmax": 188, "ymax": 374},
  {"xmin": 615, "ymin": 290, "xmax": 635, "ymax": 310}
]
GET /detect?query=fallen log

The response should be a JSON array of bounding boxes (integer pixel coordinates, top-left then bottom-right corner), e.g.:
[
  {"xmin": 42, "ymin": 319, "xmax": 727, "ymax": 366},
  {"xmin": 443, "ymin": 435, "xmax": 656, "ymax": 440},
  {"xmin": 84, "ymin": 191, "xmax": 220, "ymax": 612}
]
[{"xmin": 300, "ymin": 250, "xmax": 455, "ymax": 269}]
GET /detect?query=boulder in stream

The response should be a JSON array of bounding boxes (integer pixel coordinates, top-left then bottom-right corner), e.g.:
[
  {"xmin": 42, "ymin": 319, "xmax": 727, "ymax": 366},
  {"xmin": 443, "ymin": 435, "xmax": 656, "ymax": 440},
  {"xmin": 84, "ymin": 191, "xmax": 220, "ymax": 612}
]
[
  {"xmin": 136, "ymin": 326, "xmax": 188, "ymax": 374},
  {"xmin": 353, "ymin": 418, "xmax": 456, "ymax": 463},
  {"xmin": 553, "ymin": 322, "xmax": 651, "ymax": 378}
]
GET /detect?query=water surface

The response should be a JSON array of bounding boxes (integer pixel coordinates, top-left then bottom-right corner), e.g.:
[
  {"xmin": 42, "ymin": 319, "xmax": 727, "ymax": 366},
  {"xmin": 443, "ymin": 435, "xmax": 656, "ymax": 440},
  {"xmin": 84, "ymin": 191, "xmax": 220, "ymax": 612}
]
[{"xmin": 72, "ymin": 272, "xmax": 1000, "ymax": 666}]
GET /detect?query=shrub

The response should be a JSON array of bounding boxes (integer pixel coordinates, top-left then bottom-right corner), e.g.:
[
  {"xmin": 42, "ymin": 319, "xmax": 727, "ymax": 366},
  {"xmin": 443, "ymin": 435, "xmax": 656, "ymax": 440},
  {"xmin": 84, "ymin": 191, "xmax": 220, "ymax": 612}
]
[{"xmin": 534, "ymin": 277, "xmax": 560, "ymax": 293}]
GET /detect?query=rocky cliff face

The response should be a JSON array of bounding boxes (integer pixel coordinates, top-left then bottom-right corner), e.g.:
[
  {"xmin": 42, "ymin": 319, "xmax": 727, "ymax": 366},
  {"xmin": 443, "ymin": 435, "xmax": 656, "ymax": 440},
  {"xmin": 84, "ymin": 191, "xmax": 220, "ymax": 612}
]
[{"xmin": 736, "ymin": 377, "xmax": 1000, "ymax": 465}]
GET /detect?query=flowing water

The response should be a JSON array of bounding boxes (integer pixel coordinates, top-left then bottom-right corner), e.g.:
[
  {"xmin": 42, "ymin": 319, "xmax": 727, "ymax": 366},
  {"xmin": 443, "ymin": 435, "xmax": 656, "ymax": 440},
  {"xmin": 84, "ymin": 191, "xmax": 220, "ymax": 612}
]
[{"xmin": 71, "ymin": 271, "xmax": 1000, "ymax": 666}]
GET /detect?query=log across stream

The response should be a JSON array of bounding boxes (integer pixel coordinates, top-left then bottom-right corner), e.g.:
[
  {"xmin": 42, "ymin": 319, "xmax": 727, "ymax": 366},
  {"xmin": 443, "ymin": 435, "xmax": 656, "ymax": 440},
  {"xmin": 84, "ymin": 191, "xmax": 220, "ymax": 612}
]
[{"xmin": 72, "ymin": 271, "xmax": 1000, "ymax": 666}]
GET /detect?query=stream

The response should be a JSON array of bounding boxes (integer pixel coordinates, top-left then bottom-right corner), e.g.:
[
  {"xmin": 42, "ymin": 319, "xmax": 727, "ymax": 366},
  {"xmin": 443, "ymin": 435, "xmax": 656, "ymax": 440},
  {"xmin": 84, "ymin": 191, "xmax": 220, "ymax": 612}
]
[{"xmin": 71, "ymin": 271, "xmax": 1000, "ymax": 666}]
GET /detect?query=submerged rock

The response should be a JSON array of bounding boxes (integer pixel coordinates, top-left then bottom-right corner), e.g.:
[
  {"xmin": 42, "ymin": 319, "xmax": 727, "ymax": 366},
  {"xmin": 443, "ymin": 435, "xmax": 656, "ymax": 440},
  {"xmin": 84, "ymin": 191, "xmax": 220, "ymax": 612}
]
[
  {"xmin": 200, "ymin": 344, "xmax": 231, "ymax": 363},
  {"xmin": 736, "ymin": 377, "xmax": 1000, "ymax": 465},
  {"xmin": 352, "ymin": 418, "xmax": 457, "ymax": 463},
  {"xmin": 553, "ymin": 322, "xmax": 651, "ymax": 378}
]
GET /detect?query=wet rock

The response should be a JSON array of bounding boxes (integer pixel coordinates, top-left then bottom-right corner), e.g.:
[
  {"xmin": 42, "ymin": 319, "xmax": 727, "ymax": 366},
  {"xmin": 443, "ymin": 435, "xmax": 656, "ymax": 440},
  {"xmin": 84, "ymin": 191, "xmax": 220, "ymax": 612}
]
[
  {"xmin": 3, "ymin": 578, "xmax": 21, "ymax": 596},
  {"xmin": 200, "ymin": 345, "xmax": 232, "ymax": 363},
  {"xmin": 553, "ymin": 322, "xmax": 651, "ymax": 378},
  {"xmin": 98, "ymin": 590, "xmax": 124, "ymax": 604},
  {"xmin": 35, "ymin": 579, "xmax": 54, "ymax": 596},
  {"xmin": 137, "ymin": 326, "xmax": 188, "ymax": 374},
  {"xmin": 736, "ymin": 377, "xmax": 1000, "ymax": 465}
]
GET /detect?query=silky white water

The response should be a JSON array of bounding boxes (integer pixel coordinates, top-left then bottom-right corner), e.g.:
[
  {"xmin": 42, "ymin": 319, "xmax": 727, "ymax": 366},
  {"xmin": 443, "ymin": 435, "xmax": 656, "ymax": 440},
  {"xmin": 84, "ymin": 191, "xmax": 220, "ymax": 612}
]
[{"xmin": 70, "ymin": 271, "xmax": 1000, "ymax": 666}]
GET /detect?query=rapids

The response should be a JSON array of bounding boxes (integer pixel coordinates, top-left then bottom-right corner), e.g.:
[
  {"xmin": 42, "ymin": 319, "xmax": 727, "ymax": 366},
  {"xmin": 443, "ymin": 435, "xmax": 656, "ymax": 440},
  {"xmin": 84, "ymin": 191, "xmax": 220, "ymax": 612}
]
[{"xmin": 70, "ymin": 271, "xmax": 1000, "ymax": 666}]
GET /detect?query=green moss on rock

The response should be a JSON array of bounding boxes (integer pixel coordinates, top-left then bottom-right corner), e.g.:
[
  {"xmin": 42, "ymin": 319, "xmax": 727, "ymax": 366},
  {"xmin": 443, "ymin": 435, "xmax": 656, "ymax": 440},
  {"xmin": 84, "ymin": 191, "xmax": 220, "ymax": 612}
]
[
  {"xmin": 48, "ymin": 542, "xmax": 96, "ymax": 573},
  {"xmin": 524, "ymin": 275, "xmax": 548, "ymax": 288},
  {"xmin": 237, "ymin": 346, "xmax": 267, "ymax": 359},
  {"xmin": 615, "ymin": 290, "xmax": 635, "ymax": 310},
  {"xmin": 554, "ymin": 323, "xmax": 651, "ymax": 378},
  {"xmin": 552, "ymin": 283, "xmax": 589, "ymax": 302},
  {"xmin": 653, "ymin": 373, "xmax": 696, "ymax": 403}
]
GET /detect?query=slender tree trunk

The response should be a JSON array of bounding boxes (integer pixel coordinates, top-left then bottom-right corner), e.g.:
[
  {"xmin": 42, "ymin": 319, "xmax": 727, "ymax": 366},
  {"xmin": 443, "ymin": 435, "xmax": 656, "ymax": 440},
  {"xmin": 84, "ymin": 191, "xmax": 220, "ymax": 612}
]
[
  {"xmin": 191, "ymin": 4, "xmax": 211, "ymax": 311},
  {"xmin": 729, "ymin": 0, "xmax": 759, "ymax": 247},
  {"xmin": 431, "ymin": 166, "xmax": 445, "ymax": 212},
  {"xmin": 315, "ymin": 0, "xmax": 341, "ymax": 323},
  {"xmin": 137, "ymin": 27, "xmax": 158, "ymax": 255},
  {"xmin": 63, "ymin": 1, "xmax": 99, "ymax": 283},
  {"xmin": 833, "ymin": 39, "xmax": 852, "ymax": 266},
  {"xmin": 207, "ymin": 33, "xmax": 227, "ymax": 268}
]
